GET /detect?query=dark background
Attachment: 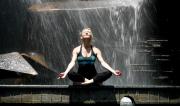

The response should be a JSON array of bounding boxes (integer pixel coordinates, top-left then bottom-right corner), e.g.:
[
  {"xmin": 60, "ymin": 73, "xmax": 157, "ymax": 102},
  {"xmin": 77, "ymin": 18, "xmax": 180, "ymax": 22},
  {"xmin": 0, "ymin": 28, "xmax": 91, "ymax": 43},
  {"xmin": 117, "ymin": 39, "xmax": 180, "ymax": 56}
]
[
  {"xmin": 0, "ymin": 0, "xmax": 180, "ymax": 86},
  {"xmin": 0, "ymin": 0, "xmax": 178, "ymax": 53}
]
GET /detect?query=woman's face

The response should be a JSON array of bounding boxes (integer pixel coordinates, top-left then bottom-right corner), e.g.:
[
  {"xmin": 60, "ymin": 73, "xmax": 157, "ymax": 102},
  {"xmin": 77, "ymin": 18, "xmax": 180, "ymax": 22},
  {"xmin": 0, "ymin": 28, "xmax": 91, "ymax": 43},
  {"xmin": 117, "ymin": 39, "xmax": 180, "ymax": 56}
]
[{"xmin": 81, "ymin": 28, "xmax": 93, "ymax": 40}]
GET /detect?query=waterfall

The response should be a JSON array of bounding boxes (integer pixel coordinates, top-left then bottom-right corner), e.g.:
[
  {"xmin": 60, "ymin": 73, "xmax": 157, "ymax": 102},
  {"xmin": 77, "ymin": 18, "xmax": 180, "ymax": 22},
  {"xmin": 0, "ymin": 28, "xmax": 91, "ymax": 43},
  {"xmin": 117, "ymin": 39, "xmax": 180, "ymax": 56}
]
[{"xmin": 1, "ymin": 0, "xmax": 163, "ymax": 86}]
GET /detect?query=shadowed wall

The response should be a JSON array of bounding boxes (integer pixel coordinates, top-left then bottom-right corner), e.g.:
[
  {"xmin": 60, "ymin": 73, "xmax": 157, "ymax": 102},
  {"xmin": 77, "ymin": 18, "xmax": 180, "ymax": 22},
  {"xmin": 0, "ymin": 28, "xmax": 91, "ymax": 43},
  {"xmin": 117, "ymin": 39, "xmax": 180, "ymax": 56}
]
[{"xmin": 0, "ymin": 0, "xmax": 179, "ymax": 86}]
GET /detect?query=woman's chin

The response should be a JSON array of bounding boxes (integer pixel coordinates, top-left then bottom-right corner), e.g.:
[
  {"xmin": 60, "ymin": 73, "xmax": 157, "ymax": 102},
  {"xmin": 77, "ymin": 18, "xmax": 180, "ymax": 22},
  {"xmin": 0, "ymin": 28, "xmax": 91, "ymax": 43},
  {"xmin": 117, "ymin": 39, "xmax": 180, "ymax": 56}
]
[{"xmin": 83, "ymin": 38, "xmax": 91, "ymax": 41}]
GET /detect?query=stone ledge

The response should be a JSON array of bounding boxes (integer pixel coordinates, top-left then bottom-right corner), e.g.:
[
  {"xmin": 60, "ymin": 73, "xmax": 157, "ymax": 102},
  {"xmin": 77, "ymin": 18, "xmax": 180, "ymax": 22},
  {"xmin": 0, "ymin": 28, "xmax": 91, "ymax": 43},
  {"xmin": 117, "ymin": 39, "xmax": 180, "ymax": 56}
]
[{"xmin": 0, "ymin": 86, "xmax": 180, "ymax": 104}]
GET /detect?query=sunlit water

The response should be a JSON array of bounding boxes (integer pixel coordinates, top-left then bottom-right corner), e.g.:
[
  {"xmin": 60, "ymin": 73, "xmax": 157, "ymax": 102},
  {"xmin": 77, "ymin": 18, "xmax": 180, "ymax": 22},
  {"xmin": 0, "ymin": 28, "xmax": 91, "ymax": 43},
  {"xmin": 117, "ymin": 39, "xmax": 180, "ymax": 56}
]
[{"xmin": 15, "ymin": 0, "xmax": 154, "ymax": 86}]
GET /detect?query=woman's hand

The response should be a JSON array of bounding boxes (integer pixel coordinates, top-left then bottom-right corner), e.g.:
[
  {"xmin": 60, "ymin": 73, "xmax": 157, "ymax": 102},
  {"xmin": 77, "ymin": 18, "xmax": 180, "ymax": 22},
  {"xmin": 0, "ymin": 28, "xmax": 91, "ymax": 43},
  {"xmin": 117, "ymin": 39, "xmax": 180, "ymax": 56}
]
[
  {"xmin": 114, "ymin": 70, "xmax": 122, "ymax": 76},
  {"xmin": 57, "ymin": 72, "xmax": 67, "ymax": 79}
]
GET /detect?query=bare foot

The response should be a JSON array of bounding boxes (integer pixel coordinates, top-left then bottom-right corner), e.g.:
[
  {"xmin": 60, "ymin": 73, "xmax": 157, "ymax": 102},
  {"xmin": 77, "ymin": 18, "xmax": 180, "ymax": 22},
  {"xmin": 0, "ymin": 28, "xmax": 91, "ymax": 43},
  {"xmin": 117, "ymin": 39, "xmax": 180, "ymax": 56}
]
[{"xmin": 81, "ymin": 78, "xmax": 94, "ymax": 85}]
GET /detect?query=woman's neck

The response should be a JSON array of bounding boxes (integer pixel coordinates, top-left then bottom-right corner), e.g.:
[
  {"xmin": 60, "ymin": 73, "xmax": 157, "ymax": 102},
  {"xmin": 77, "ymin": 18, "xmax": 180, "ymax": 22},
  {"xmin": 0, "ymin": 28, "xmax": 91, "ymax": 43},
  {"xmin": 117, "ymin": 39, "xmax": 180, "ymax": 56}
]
[{"xmin": 82, "ymin": 43, "xmax": 91, "ymax": 49}]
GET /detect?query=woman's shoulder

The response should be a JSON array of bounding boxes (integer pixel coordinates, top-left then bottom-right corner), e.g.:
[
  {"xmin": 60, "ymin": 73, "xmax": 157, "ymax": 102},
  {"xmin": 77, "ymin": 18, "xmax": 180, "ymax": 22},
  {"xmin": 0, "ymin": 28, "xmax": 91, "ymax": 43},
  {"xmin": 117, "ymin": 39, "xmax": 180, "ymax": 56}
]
[
  {"xmin": 73, "ymin": 45, "xmax": 81, "ymax": 53},
  {"xmin": 92, "ymin": 46, "xmax": 101, "ymax": 53},
  {"xmin": 74, "ymin": 45, "xmax": 81, "ymax": 49}
]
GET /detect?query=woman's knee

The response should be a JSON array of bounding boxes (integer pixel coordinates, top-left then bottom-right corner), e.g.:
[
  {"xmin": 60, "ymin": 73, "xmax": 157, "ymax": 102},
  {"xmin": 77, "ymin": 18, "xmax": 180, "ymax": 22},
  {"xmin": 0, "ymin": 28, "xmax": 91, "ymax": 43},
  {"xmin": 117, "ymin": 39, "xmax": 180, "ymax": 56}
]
[
  {"xmin": 67, "ymin": 71, "xmax": 77, "ymax": 78},
  {"xmin": 67, "ymin": 72, "xmax": 84, "ymax": 82},
  {"xmin": 105, "ymin": 71, "xmax": 112, "ymax": 77}
]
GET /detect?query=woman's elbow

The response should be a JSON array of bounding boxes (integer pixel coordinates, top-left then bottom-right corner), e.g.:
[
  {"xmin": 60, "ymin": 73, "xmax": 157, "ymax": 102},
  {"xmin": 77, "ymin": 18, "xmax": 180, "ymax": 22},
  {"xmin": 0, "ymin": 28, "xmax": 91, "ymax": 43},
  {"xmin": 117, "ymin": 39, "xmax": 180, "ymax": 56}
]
[
  {"xmin": 100, "ymin": 61, "xmax": 106, "ymax": 66},
  {"xmin": 69, "ymin": 61, "xmax": 75, "ymax": 66}
]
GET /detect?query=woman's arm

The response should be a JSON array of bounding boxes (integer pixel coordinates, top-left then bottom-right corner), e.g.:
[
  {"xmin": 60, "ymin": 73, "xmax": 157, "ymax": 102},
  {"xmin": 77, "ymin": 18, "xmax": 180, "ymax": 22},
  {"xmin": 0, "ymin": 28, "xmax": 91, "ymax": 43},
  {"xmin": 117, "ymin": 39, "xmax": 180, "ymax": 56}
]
[
  {"xmin": 58, "ymin": 47, "xmax": 78, "ymax": 79},
  {"xmin": 95, "ymin": 47, "xmax": 121, "ymax": 76}
]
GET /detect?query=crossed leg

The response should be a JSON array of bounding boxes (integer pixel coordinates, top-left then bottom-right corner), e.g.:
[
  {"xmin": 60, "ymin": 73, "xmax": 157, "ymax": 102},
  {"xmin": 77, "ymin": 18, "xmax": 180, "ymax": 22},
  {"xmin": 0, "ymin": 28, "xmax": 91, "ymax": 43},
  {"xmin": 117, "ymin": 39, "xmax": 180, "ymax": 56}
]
[{"xmin": 68, "ymin": 71, "xmax": 112, "ymax": 85}]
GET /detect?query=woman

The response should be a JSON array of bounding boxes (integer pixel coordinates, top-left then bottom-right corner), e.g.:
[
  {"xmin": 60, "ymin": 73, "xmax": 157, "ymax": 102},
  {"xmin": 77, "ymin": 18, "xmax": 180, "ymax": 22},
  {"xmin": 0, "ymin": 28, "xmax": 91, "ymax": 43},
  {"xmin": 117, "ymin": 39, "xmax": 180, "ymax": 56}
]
[{"xmin": 58, "ymin": 28, "xmax": 122, "ymax": 85}]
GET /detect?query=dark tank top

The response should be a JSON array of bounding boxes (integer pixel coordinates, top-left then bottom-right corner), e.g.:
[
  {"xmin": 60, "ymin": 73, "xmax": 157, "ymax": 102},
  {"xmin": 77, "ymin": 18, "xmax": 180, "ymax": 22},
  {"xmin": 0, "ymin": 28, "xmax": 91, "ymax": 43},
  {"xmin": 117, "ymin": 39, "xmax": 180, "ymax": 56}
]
[{"xmin": 77, "ymin": 45, "xmax": 97, "ymax": 79}]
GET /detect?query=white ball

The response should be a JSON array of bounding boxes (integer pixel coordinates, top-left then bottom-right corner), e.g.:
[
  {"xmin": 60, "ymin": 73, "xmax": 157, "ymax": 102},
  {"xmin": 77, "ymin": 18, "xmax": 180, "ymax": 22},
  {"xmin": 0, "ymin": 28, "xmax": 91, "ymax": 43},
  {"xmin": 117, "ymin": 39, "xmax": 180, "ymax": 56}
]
[{"xmin": 120, "ymin": 97, "xmax": 134, "ymax": 106}]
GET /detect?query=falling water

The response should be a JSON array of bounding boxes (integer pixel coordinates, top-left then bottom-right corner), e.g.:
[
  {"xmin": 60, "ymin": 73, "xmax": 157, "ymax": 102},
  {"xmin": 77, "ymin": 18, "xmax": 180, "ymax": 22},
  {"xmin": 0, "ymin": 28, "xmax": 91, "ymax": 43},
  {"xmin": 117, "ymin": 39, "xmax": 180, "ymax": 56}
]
[
  {"xmin": 22, "ymin": 0, "xmax": 147, "ymax": 86},
  {"xmin": 1, "ymin": 0, "xmax": 161, "ymax": 86}
]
